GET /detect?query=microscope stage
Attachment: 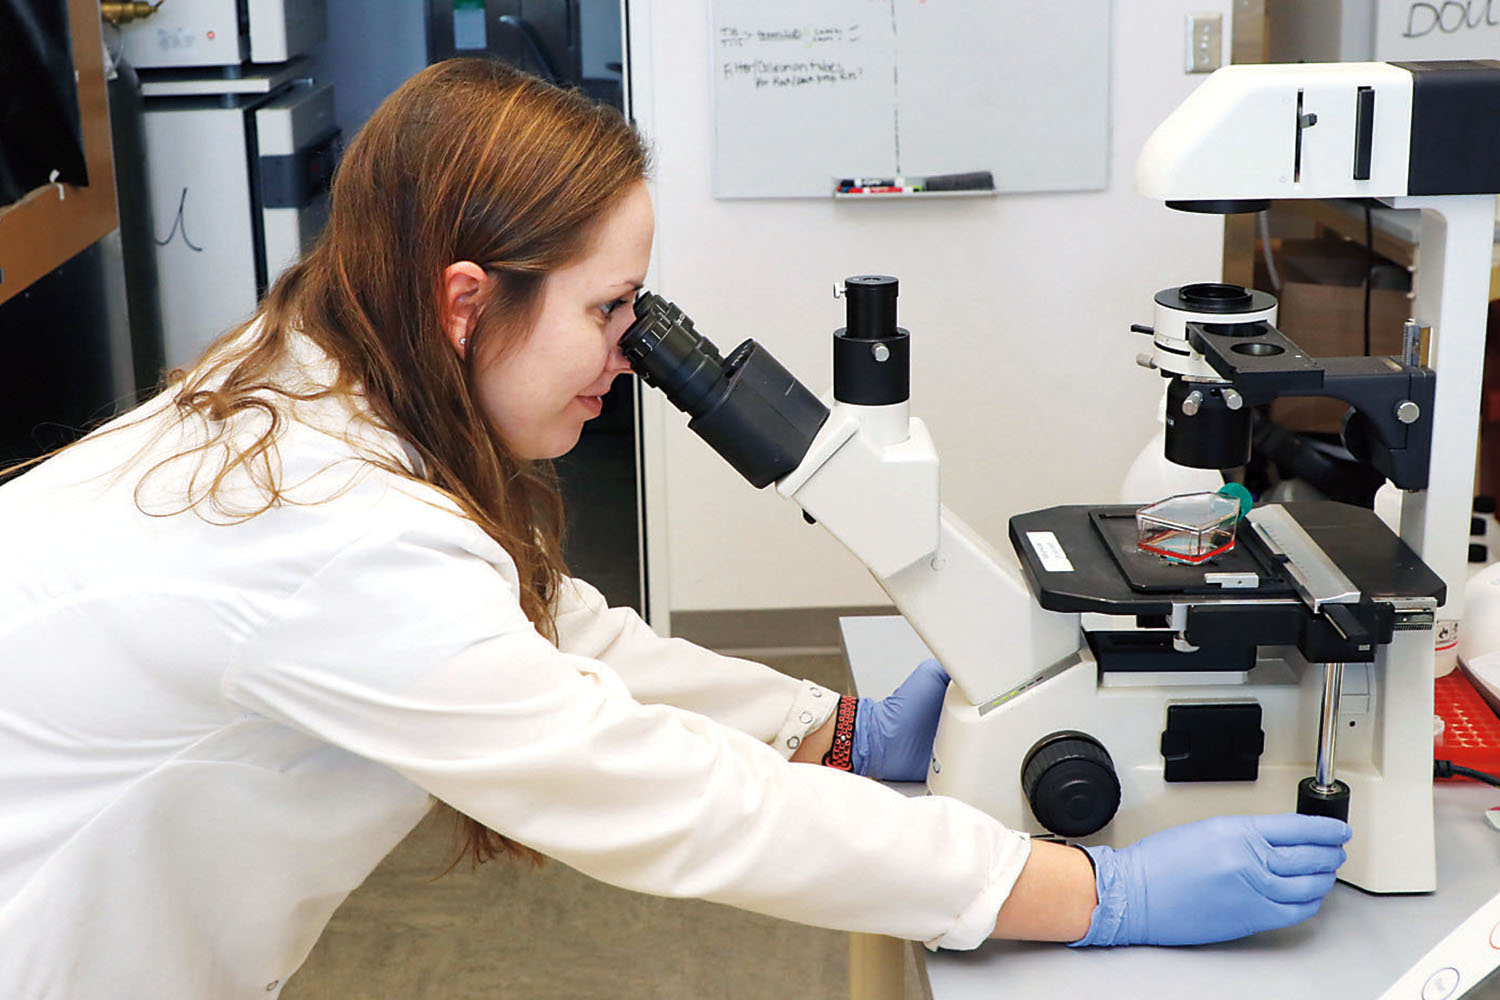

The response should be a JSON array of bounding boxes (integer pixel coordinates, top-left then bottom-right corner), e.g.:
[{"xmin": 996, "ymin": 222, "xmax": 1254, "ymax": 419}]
[{"xmin": 1010, "ymin": 501, "xmax": 1444, "ymax": 616}]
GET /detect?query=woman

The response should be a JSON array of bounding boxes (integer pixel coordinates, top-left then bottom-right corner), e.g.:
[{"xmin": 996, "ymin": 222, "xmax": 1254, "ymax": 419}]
[{"xmin": 0, "ymin": 59, "xmax": 1348, "ymax": 997}]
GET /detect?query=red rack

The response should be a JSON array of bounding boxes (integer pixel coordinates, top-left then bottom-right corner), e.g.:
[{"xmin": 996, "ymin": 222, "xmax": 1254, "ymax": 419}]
[{"xmin": 1434, "ymin": 668, "xmax": 1500, "ymax": 779}]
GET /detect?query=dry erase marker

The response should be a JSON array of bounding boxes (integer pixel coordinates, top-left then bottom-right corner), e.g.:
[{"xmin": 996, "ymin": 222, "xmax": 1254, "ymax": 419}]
[{"xmin": 837, "ymin": 176, "xmax": 902, "ymax": 191}]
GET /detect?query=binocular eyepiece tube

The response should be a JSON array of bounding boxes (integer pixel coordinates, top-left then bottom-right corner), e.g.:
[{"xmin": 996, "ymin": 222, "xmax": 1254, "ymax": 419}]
[{"xmin": 620, "ymin": 293, "xmax": 829, "ymax": 489}]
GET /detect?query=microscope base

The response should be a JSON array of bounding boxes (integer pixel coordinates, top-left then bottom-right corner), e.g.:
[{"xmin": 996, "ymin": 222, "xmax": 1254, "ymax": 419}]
[{"xmin": 928, "ymin": 640, "xmax": 1436, "ymax": 894}]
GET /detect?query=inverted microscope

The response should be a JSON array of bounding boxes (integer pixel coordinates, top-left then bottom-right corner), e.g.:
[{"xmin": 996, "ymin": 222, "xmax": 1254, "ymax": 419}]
[{"xmin": 622, "ymin": 60, "xmax": 1500, "ymax": 894}]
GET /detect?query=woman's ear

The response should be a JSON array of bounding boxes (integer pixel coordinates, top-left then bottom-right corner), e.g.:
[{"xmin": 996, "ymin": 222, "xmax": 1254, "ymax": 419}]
[{"xmin": 442, "ymin": 261, "xmax": 490, "ymax": 358}]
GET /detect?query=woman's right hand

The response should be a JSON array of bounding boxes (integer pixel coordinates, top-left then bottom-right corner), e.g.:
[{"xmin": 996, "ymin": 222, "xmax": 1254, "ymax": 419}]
[{"xmin": 1071, "ymin": 813, "xmax": 1352, "ymax": 947}]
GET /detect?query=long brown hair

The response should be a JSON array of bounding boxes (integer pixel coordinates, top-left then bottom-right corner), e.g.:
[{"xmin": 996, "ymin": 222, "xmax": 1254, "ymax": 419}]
[{"xmin": 139, "ymin": 59, "xmax": 647, "ymax": 866}]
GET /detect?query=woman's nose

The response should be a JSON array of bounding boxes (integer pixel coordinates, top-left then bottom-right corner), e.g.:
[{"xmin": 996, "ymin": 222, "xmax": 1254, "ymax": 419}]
[
  {"xmin": 607, "ymin": 313, "xmax": 637, "ymax": 373},
  {"xmin": 606, "ymin": 342, "xmax": 634, "ymax": 375}
]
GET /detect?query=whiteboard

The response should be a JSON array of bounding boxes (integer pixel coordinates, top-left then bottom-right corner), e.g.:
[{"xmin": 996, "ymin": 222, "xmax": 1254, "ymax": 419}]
[{"xmin": 710, "ymin": 0, "xmax": 1112, "ymax": 199}]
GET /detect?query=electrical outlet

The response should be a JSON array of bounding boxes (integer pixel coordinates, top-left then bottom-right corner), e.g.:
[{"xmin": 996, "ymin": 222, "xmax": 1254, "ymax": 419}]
[{"xmin": 1186, "ymin": 13, "xmax": 1222, "ymax": 74}]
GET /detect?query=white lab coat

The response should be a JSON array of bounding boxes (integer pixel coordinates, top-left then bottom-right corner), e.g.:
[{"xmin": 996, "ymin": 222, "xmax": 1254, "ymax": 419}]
[{"xmin": 0, "ymin": 334, "xmax": 1031, "ymax": 998}]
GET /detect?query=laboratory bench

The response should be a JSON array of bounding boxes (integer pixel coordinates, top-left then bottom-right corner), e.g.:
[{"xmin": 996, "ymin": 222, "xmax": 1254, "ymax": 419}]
[{"xmin": 840, "ymin": 615, "xmax": 1500, "ymax": 1000}]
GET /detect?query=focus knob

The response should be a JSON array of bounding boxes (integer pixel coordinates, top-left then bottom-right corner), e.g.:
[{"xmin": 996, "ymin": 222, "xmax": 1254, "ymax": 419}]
[{"xmin": 1021, "ymin": 732, "xmax": 1121, "ymax": 838}]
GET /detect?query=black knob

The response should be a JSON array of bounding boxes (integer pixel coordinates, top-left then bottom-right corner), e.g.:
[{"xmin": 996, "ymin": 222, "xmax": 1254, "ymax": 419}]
[
  {"xmin": 1296, "ymin": 776, "xmax": 1350, "ymax": 822},
  {"xmin": 1021, "ymin": 732, "xmax": 1121, "ymax": 838}
]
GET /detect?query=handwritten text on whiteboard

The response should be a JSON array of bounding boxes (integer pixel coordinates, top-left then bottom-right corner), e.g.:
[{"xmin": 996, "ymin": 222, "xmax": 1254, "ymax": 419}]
[
  {"xmin": 717, "ymin": 23, "xmax": 870, "ymax": 90},
  {"xmin": 1402, "ymin": 1, "xmax": 1500, "ymax": 37}
]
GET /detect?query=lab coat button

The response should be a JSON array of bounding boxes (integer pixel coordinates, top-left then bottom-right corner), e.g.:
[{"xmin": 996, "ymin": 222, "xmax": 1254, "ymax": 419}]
[
  {"xmin": 265, "ymin": 981, "xmax": 280, "ymax": 991},
  {"xmin": 787, "ymin": 736, "xmax": 801, "ymax": 750},
  {"xmin": 800, "ymin": 711, "xmax": 813, "ymax": 724},
  {"xmin": 811, "ymin": 688, "xmax": 823, "ymax": 697}
]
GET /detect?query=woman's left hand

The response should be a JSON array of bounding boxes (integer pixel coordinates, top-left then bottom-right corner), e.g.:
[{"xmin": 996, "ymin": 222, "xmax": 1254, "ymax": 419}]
[{"xmin": 852, "ymin": 658, "xmax": 951, "ymax": 781}]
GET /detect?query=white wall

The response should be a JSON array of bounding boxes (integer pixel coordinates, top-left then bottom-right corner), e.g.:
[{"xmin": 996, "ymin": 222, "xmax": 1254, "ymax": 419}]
[{"xmin": 630, "ymin": 1, "xmax": 1234, "ymax": 617}]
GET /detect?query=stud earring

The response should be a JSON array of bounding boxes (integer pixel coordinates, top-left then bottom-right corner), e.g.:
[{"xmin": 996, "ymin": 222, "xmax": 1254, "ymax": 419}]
[{"xmin": 460, "ymin": 337, "xmax": 468, "ymax": 346}]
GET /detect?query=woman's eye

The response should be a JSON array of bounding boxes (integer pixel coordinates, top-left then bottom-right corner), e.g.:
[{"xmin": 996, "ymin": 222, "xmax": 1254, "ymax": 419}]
[{"xmin": 599, "ymin": 295, "xmax": 633, "ymax": 319}]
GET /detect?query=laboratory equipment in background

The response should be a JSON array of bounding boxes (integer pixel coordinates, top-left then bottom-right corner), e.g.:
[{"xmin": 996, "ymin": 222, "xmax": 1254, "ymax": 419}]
[
  {"xmin": 624, "ymin": 60, "xmax": 1500, "ymax": 894},
  {"xmin": 115, "ymin": 1, "xmax": 337, "ymax": 370},
  {"xmin": 140, "ymin": 78, "xmax": 336, "ymax": 368},
  {"xmin": 425, "ymin": 1, "xmax": 624, "ymax": 108},
  {"xmin": 101, "ymin": 35, "xmax": 167, "ymax": 404},
  {"xmin": 428, "ymin": 0, "xmax": 579, "ymax": 81},
  {"xmin": 118, "ymin": 0, "xmax": 327, "ymax": 69}
]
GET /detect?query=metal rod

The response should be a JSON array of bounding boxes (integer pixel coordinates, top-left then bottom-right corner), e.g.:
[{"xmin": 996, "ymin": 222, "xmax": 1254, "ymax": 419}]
[
  {"xmin": 1402, "ymin": 319, "xmax": 1424, "ymax": 368},
  {"xmin": 1313, "ymin": 662, "xmax": 1344, "ymax": 792}
]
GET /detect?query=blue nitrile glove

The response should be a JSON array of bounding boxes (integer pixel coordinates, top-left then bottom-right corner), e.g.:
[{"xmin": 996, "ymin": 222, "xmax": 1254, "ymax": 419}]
[
  {"xmin": 1071, "ymin": 813, "xmax": 1351, "ymax": 947},
  {"xmin": 851, "ymin": 658, "xmax": 950, "ymax": 781}
]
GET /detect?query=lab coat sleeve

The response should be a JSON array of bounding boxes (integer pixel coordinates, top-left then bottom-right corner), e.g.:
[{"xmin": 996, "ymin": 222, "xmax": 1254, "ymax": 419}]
[
  {"xmin": 552, "ymin": 576, "xmax": 837, "ymax": 757},
  {"xmin": 222, "ymin": 512, "xmax": 1030, "ymax": 948}
]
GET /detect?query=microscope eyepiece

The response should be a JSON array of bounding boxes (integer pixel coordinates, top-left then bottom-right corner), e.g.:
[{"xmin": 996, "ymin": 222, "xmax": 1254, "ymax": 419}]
[
  {"xmin": 834, "ymin": 275, "xmax": 909, "ymax": 406},
  {"xmin": 619, "ymin": 292, "xmax": 727, "ymax": 418},
  {"xmin": 843, "ymin": 275, "xmax": 900, "ymax": 340},
  {"xmin": 618, "ymin": 291, "xmax": 829, "ymax": 489}
]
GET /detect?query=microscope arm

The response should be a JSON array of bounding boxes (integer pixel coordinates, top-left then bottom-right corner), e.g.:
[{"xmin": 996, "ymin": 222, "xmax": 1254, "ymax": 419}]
[
  {"xmin": 615, "ymin": 282, "xmax": 1078, "ymax": 706},
  {"xmin": 774, "ymin": 401, "xmax": 1082, "ymax": 706}
]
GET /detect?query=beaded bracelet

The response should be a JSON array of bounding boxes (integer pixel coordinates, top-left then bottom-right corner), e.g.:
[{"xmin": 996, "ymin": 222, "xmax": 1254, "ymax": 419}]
[{"xmin": 821, "ymin": 695, "xmax": 859, "ymax": 772}]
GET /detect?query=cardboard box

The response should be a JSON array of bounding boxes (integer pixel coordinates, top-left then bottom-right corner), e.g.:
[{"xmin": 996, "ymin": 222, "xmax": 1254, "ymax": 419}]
[{"xmin": 1256, "ymin": 238, "xmax": 1413, "ymax": 434}]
